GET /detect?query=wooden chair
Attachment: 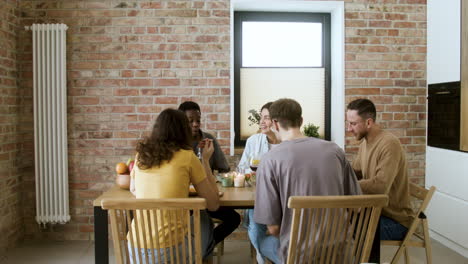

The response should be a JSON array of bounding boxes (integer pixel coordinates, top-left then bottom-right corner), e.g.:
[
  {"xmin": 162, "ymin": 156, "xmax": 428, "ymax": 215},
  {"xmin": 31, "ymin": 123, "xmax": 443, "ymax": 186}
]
[
  {"xmin": 250, "ymin": 242, "xmax": 257, "ymax": 264},
  {"xmin": 287, "ymin": 195, "xmax": 388, "ymax": 264},
  {"xmin": 382, "ymin": 183, "xmax": 436, "ymax": 264},
  {"xmin": 101, "ymin": 198, "xmax": 206, "ymax": 264}
]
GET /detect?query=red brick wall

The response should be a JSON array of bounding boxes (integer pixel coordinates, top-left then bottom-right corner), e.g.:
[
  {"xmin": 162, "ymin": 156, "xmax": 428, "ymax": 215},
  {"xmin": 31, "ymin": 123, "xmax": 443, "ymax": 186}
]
[
  {"xmin": 0, "ymin": 0, "xmax": 24, "ymax": 256},
  {"xmin": 15, "ymin": 0, "xmax": 426, "ymax": 240},
  {"xmin": 18, "ymin": 0, "xmax": 232, "ymax": 240},
  {"xmin": 344, "ymin": 1, "xmax": 427, "ymax": 182}
]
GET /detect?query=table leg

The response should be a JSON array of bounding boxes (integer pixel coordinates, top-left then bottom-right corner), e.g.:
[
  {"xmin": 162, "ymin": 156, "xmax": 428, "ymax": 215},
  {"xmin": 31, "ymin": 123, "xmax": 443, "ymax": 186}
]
[{"xmin": 94, "ymin": 206, "xmax": 108, "ymax": 264}]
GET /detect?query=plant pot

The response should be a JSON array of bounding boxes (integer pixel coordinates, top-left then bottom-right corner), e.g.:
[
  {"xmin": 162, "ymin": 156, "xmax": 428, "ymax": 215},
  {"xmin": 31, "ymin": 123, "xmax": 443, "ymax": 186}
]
[{"xmin": 116, "ymin": 174, "xmax": 130, "ymax": 190}]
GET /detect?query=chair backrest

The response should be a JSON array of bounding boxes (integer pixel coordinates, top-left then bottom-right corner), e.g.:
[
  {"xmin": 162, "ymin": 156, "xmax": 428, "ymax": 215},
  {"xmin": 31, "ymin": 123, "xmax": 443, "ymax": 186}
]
[
  {"xmin": 101, "ymin": 198, "xmax": 206, "ymax": 264},
  {"xmin": 409, "ymin": 183, "xmax": 436, "ymax": 218},
  {"xmin": 287, "ymin": 195, "xmax": 388, "ymax": 264}
]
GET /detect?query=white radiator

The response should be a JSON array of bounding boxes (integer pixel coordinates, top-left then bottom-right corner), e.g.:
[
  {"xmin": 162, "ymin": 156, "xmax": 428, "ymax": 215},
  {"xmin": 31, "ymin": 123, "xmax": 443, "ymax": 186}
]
[{"xmin": 27, "ymin": 24, "xmax": 70, "ymax": 225}]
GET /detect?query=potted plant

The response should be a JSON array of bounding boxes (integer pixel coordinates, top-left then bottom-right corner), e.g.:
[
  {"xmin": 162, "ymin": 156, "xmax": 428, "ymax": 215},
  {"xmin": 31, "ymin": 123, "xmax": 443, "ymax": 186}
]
[
  {"xmin": 303, "ymin": 123, "xmax": 320, "ymax": 138},
  {"xmin": 247, "ymin": 109, "xmax": 261, "ymax": 126}
]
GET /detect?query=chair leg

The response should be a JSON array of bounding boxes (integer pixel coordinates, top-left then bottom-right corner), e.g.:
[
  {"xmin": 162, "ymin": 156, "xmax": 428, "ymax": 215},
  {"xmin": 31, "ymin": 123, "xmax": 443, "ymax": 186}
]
[
  {"xmin": 212, "ymin": 218, "xmax": 224, "ymax": 263},
  {"xmin": 216, "ymin": 246, "xmax": 222, "ymax": 263},
  {"xmin": 203, "ymin": 256, "xmax": 214, "ymax": 264},
  {"xmin": 391, "ymin": 219, "xmax": 420, "ymax": 264},
  {"xmin": 404, "ymin": 248, "xmax": 410, "ymax": 264},
  {"xmin": 250, "ymin": 242, "xmax": 257, "ymax": 264},
  {"xmin": 423, "ymin": 219, "xmax": 433, "ymax": 264},
  {"xmin": 391, "ymin": 244, "xmax": 405, "ymax": 264},
  {"xmin": 216, "ymin": 241, "xmax": 223, "ymax": 264}
]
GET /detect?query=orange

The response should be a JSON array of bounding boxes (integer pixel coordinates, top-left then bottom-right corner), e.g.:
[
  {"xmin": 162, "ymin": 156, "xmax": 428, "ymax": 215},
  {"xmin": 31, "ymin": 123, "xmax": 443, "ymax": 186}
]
[{"xmin": 115, "ymin": 162, "xmax": 128, "ymax": 174}]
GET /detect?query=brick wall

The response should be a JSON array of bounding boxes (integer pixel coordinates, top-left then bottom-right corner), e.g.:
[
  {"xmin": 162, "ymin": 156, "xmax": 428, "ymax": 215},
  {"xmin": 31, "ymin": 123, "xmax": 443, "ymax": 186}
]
[
  {"xmin": 18, "ymin": 0, "xmax": 232, "ymax": 240},
  {"xmin": 0, "ymin": 0, "xmax": 24, "ymax": 257},
  {"xmin": 15, "ymin": 0, "xmax": 426, "ymax": 241},
  {"xmin": 344, "ymin": 0, "xmax": 427, "ymax": 182}
]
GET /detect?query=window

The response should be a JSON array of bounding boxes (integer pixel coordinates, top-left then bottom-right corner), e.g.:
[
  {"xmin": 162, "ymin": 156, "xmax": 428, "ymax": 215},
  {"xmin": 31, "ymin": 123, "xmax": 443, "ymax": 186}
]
[{"xmin": 234, "ymin": 12, "xmax": 331, "ymax": 146}]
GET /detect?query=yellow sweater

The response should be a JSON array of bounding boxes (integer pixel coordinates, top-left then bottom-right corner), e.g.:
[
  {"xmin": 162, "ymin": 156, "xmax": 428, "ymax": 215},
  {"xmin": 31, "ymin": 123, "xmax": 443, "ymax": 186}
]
[
  {"xmin": 352, "ymin": 130, "xmax": 414, "ymax": 227},
  {"xmin": 129, "ymin": 149, "xmax": 206, "ymax": 248}
]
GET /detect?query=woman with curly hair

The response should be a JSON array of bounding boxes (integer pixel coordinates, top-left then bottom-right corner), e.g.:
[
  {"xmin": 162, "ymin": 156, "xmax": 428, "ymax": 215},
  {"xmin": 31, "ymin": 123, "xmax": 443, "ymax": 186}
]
[{"xmin": 129, "ymin": 108, "xmax": 220, "ymax": 263}]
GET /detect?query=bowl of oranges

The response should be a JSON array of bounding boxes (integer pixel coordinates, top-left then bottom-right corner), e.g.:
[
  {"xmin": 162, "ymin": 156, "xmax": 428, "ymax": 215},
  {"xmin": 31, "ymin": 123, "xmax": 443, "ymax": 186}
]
[{"xmin": 115, "ymin": 159, "xmax": 135, "ymax": 190}]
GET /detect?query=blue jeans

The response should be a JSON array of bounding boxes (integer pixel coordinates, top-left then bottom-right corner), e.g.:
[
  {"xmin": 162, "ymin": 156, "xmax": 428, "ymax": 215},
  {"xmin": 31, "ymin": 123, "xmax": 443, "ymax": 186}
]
[
  {"xmin": 246, "ymin": 209, "xmax": 280, "ymax": 264},
  {"xmin": 128, "ymin": 210, "xmax": 215, "ymax": 263},
  {"xmin": 259, "ymin": 235, "xmax": 280, "ymax": 264},
  {"xmin": 369, "ymin": 215, "xmax": 408, "ymax": 263},
  {"xmin": 380, "ymin": 215, "xmax": 408, "ymax": 240}
]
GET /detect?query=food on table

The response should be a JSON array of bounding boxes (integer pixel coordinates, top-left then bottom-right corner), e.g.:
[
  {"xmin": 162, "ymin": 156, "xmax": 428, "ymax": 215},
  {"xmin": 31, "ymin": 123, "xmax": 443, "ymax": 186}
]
[
  {"xmin": 189, "ymin": 185, "xmax": 196, "ymax": 193},
  {"xmin": 245, "ymin": 173, "xmax": 251, "ymax": 181},
  {"xmin": 115, "ymin": 162, "xmax": 128, "ymax": 174},
  {"xmin": 127, "ymin": 159, "xmax": 135, "ymax": 173}
]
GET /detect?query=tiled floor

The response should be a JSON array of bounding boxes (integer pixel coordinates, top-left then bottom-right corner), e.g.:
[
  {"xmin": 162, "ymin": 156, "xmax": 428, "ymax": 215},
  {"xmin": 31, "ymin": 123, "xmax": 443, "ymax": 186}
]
[{"xmin": 1, "ymin": 239, "xmax": 467, "ymax": 264}]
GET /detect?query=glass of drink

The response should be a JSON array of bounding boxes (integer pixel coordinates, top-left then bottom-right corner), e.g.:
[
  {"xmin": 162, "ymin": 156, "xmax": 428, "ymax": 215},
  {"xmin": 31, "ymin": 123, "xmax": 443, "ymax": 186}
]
[
  {"xmin": 197, "ymin": 139, "xmax": 207, "ymax": 160},
  {"xmin": 249, "ymin": 155, "xmax": 261, "ymax": 172}
]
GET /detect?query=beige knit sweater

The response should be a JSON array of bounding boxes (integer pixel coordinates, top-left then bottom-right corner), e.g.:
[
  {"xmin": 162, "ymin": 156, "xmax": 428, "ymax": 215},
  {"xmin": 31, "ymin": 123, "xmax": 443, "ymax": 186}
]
[{"xmin": 352, "ymin": 130, "xmax": 414, "ymax": 227}]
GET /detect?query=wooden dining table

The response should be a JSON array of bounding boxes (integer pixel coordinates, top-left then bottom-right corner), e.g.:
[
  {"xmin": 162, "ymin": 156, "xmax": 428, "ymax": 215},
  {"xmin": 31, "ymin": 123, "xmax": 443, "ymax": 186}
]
[{"xmin": 93, "ymin": 184, "xmax": 256, "ymax": 264}]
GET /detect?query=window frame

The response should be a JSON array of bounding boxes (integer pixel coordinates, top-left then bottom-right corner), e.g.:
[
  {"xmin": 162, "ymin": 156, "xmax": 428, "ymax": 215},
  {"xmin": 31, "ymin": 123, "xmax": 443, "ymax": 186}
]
[{"xmin": 234, "ymin": 11, "xmax": 332, "ymax": 146}]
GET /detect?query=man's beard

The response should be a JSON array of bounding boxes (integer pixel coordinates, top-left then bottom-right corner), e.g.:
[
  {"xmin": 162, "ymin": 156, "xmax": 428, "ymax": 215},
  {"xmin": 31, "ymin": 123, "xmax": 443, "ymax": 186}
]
[{"xmin": 355, "ymin": 131, "xmax": 367, "ymax": 141}]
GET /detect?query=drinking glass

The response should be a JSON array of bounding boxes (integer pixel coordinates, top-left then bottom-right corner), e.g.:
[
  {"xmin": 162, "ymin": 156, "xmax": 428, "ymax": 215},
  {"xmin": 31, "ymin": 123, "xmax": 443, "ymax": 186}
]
[
  {"xmin": 249, "ymin": 155, "xmax": 261, "ymax": 172},
  {"xmin": 197, "ymin": 146, "xmax": 202, "ymax": 160},
  {"xmin": 197, "ymin": 139, "xmax": 206, "ymax": 161}
]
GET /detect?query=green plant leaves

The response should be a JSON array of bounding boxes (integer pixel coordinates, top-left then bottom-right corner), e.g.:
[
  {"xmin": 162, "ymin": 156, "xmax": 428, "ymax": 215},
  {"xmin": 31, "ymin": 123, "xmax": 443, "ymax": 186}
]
[{"xmin": 303, "ymin": 123, "xmax": 320, "ymax": 138}]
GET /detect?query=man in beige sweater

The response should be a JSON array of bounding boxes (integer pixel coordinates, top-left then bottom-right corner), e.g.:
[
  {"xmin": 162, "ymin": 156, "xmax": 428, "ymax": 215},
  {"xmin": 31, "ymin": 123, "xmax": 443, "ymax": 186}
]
[{"xmin": 346, "ymin": 98, "xmax": 414, "ymax": 263}]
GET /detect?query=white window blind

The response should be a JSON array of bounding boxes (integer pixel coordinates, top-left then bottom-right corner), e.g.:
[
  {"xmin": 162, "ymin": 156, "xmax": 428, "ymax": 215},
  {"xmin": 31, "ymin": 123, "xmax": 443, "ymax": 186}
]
[{"xmin": 240, "ymin": 68, "xmax": 325, "ymax": 139}]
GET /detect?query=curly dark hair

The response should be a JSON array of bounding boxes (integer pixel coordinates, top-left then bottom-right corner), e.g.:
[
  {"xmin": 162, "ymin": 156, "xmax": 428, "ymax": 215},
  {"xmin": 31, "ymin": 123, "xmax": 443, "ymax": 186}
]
[
  {"xmin": 136, "ymin": 108, "xmax": 192, "ymax": 169},
  {"xmin": 178, "ymin": 101, "xmax": 201, "ymax": 113}
]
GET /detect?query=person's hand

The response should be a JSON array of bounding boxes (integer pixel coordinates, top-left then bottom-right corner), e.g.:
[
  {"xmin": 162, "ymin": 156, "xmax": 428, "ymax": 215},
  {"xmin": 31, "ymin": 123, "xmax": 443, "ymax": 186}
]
[
  {"xmin": 198, "ymin": 139, "xmax": 207, "ymax": 149},
  {"xmin": 201, "ymin": 139, "xmax": 214, "ymax": 161}
]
